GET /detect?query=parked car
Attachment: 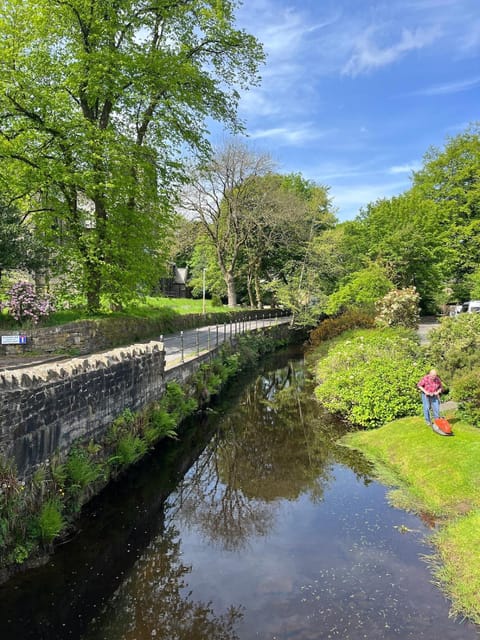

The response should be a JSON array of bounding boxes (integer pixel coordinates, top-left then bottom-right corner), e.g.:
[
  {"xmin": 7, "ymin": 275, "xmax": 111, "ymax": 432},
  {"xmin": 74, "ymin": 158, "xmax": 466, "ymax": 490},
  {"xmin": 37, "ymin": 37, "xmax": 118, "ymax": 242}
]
[{"xmin": 455, "ymin": 300, "xmax": 480, "ymax": 315}]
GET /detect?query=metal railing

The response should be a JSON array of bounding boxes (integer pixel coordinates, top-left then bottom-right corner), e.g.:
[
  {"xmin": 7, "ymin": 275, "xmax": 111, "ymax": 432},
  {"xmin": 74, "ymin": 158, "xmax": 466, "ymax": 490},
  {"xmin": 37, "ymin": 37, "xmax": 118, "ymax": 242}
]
[{"xmin": 161, "ymin": 312, "xmax": 291, "ymax": 368}]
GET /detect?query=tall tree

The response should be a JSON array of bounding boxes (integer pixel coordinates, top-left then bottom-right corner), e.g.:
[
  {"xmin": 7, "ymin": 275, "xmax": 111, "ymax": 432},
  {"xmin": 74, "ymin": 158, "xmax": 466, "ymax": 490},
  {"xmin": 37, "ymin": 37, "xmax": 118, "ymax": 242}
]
[
  {"xmin": 412, "ymin": 124, "xmax": 480, "ymax": 301},
  {"xmin": 0, "ymin": 1, "xmax": 264, "ymax": 310},
  {"xmin": 348, "ymin": 192, "xmax": 442, "ymax": 311},
  {"xmin": 182, "ymin": 140, "xmax": 274, "ymax": 306}
]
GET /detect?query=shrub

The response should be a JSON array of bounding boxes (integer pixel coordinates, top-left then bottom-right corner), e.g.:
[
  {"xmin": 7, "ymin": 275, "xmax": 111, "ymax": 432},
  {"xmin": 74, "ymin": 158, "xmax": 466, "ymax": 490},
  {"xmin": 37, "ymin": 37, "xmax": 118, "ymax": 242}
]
[
  {"xmin": 147, "ymin": 408, "xmax": 177, "ymax": 442},
  {"xmin": 115, "ymin": 434, "xmax": 148, "ymax": 467},
  {"xmin": 309, "ymin": 308, "xmax": 375, "ymax": 347},
  {"xmin": 424, "ymin": 314, "xmax": 480, "ymax": 383},
  {"xmin": 37, "ymin": 500, "xmax": 64, "ymax": 544},
  {"xmin": 211, "ymin": 293, "xmax": 223, "ymax": 307},
  {"xmin": 314, "ymin": 328, "xmax": 426, "ymax": 428},
  {"xmin": 375, "ymin": 286, "xmax": 420, "ymax": 329},
  {"xmin": 3, "ymin": 281, "xmax": 54, "ymax": 324},
  {"xmin": 451, "ymin": 368, "xmax": 480, "ymax": 426},
  {"xmin": 64, "ymin": 447, "xmax": 103, "ymax": 502}
]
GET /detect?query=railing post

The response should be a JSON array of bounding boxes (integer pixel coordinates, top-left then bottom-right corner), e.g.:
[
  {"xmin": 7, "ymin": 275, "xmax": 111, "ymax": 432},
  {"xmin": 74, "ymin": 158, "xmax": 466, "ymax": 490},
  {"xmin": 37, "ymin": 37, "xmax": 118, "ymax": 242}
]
[
  {"xmin": 216, "ymin": 324, "xmax": 219, "ymax": 346},
  {"xmin": 196, "ymin": 328, "xmax": 200, "ymax": 356},
  {"xmin": 207, "ymin": 326, "xmax": 211, "ymax": 350},
  {"xmin": 180, "ymin": 331, "xmax": 184, "ymax": 363}
]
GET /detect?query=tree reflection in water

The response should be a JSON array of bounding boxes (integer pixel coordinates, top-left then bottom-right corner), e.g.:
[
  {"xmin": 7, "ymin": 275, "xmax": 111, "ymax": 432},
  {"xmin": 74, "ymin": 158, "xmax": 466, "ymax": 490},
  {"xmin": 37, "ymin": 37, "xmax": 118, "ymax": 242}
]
[
  {"xmin": 84, "ymin": 355, "xmax": 375, "ymax": 640},
  {"xmin": 84, "ymin": 524, "xmax": 243, "ymax": 640},
  {"xmin": 175, "ymin": 360, "xmax": 374, "ymax": 551}
]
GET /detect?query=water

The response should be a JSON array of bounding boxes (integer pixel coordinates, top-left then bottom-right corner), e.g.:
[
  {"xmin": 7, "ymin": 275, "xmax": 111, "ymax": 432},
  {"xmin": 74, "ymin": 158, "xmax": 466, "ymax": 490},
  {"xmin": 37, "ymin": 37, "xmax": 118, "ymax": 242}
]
[{"xmin": 0, "ymin": 348, "xmax": 478, "ymax": 639}]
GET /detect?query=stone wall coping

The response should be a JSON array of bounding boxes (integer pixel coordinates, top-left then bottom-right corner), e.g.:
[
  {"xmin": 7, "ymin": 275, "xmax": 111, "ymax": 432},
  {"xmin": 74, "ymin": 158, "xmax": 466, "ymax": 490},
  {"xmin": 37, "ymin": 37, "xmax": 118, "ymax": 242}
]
[{"xmin": 0, "ymin": 340, "xmax": 164, "ymax": 390}]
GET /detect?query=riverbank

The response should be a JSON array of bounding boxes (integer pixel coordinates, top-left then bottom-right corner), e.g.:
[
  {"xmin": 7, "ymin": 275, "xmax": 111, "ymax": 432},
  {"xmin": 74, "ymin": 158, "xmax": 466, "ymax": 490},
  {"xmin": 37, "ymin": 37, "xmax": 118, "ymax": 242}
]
[
  {"xmin": 0, "ymin": 322, "xmax": 300, "ymax": 583},
  {"xmin": 308, "ymin": 314, "xmax": 480, "ymax": 626},
  {"xmin": 342, "ymin": 413, "xmax": 480, "ymax": 624}
]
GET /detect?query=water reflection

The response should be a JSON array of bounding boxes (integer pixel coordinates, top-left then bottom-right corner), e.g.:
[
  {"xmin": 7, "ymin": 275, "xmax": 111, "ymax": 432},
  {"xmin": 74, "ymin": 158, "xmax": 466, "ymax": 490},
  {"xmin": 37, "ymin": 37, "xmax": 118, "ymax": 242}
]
[
  {"xmin": 176, "ymin": 361, "xmax": 370, "ymax": 553},
  {"xmin": 85, "ymin": 524, "xmax": 243, "ymax": 640},
  {"xmin": 0, "ymin": 349, "xmax": 478, "ymax": 640}
]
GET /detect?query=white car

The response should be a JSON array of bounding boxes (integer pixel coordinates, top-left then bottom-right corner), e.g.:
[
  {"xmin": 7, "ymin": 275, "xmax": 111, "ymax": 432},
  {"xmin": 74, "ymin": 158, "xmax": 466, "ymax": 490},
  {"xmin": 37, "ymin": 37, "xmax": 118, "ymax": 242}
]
[{"xmin": 456, "ymin": 300, "xmax": 480, "ymax": 314}]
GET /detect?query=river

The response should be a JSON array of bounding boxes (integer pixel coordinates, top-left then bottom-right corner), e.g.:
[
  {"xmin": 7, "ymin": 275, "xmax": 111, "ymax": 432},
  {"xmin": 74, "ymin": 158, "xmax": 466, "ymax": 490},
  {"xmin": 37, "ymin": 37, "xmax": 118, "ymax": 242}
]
[{"xmin": 0, "ymin": 346, "xmax": 478, "ymax": 639}]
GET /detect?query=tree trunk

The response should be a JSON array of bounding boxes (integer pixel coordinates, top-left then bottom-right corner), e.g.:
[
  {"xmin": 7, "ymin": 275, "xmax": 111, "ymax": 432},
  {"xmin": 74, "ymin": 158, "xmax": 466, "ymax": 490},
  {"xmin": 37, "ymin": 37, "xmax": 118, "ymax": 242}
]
[
  {"xmin": 246, "ymin": 273, "xmax": 255, "ymax": 308},
  {"xmin": 254, "ymin": 272, "xmax": 263, "ymax": 309},
  {"xmin": 86, "ymin": 261, "xmax": 102, "ymax": 313},
  {"xmin": 226, "ymin": 271, "xmax": 237, "ymax": 307}
]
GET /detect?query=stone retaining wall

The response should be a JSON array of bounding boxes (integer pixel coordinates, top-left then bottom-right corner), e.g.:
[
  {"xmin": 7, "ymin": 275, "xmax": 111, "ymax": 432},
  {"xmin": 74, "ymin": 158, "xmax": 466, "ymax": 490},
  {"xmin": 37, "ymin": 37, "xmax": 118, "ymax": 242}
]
[{"xmin": 0, "ymin": 341, "xmax": 166, "ymax": 476}]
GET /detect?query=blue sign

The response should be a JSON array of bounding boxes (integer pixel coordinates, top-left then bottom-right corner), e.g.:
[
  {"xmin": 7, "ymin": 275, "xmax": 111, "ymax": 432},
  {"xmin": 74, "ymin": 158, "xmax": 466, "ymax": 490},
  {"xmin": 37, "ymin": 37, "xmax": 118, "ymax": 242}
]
[{"xmin": 1, "ymin": 335, "xmax": 27, "ymax": 345}]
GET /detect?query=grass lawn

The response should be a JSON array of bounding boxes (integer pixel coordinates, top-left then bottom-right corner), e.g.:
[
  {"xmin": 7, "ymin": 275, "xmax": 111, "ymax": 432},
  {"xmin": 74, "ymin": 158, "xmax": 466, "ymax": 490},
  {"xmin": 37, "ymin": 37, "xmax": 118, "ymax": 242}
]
[
  {"xmin": 342, "ymin": 413, "xmax": 480, "ymax": 624},
  {"xmin": 1, "ymin": 296, "xmax": 230, "ymax": 328}
]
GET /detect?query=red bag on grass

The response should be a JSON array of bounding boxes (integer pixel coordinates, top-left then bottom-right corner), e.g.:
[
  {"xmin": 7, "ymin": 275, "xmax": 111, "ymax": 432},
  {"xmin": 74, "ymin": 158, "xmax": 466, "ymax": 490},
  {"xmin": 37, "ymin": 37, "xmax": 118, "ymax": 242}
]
[{"xmin": 433, "ymin": 418, "xmax": 453, "ymax": 436}]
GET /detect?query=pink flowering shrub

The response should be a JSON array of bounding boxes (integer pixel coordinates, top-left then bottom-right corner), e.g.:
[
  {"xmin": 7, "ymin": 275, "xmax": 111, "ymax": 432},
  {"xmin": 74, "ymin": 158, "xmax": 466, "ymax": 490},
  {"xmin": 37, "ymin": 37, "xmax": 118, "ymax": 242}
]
[{"xmin": 4, "ymin": 281, "xmax": 55, "ymax": 324}]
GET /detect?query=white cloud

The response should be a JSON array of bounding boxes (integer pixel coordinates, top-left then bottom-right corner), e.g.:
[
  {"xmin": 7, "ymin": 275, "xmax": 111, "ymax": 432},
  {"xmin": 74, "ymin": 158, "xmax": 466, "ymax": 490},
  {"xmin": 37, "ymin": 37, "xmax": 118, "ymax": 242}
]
[
  {"xmin": 410, "ymin": 76, "xmax": 480, "ymax": 96},
  {"xmin": 343, "ymin": 26, "xmax": 439, "ymax": 76},
  {"xmin": 249, "ymin": 124, "xmax": 335, "ymax": 145},
  {"xmin": 388, "ymin": 162, "xmax": 421, "ymax": 174}
]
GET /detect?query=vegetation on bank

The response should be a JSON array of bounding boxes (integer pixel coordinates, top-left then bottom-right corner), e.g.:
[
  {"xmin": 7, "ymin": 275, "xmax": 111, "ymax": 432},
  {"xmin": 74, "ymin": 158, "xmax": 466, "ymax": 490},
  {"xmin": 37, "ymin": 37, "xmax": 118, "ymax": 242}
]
[
  {"xmin": 0, "ymin": 330, "xmax": 289, "ymax": 575},
  {"xmin": 309, "ymin": 309, "xmax": 480, "ymax": 624}
]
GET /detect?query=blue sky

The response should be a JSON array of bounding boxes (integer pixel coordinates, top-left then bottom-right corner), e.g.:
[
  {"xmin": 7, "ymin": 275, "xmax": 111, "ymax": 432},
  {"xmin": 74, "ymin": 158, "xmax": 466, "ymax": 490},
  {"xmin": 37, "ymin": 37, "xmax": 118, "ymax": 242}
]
[{"xmin": 228, "ymin": 0, "xmax": 480, "ymax": 221}]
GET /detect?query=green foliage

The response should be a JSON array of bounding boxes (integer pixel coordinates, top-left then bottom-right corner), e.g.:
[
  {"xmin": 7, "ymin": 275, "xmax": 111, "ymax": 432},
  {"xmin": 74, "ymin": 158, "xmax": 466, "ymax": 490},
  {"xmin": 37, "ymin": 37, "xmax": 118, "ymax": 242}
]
[
  {"xmin": 0, "ymin": 0, "xmax": 264, "ymax": 311},
  {"xmin": 375, "ymin": 287, "xmax": 420, "ymax": 329},
  {"xmin": 64, "ymin": 447, "xmax": 103, "ymax": 500},
  {"xmin": 326, "ymin": 263, "xmax": 394, "ymax": 315},
  {"xmin": 314, "ymin": 328, "xmax": 426, "ymax": 428},
  {"xmin": 115, "ymin": 434, "xmax": 148, "ymax": 467},
  {"xmin": 466, "ymin": 266, "xmax": 480, "ymax": 299},
  {"xmin": 348, "ymin": 192, "xmax": 442, "ymax": 312},
  {"xmin": 308, "ymin": 308, "xmax": 375, "ymax": 347},
  {"xmin": 211, "ymin": 294, "xmax": 223, "ymax": 308},
  {"xmin": 451, "ymin": 368, "xmax": 480, "ymax": 426},
  {"xmin": 424, "ymin": 314, "xmax": 480, "ymax": 383},
  {"xmin": 188, "ymin": 239, "xmax": 226, "ymax": 300},
  {"xmin": 37, "ymin": 499, "xmax": 64, "ymax": 544},
  {"xmin": 164, "ymin": 383, "xmax": 196, "ymax": 419},
  {"xmin": 270, "ymin": 265, "xmax": 328, "ymax": 326},
  {"xmin": 0, "ymin": 200, "xmax": 29, "ymax": 274}
]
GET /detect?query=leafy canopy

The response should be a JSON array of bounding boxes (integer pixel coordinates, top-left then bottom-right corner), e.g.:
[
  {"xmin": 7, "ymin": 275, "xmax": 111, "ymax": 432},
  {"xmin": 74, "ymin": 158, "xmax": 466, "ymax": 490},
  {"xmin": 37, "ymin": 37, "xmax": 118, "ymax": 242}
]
[{"xmin": 0, "ymin": 0, "xmax": 264, "ymax": 310}]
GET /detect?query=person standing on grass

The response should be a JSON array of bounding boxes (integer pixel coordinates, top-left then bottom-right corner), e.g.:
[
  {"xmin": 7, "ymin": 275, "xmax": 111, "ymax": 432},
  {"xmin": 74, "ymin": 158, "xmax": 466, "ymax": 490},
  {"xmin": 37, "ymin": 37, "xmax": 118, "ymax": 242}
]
[{"xmin": 417, "ymin": 368, "xmax": 443, "ymax": 427}]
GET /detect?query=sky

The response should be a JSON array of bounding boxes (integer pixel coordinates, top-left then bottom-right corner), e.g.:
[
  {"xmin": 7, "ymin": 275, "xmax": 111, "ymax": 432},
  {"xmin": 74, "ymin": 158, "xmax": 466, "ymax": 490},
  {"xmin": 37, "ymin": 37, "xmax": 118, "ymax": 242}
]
[{"xmin": 226, "ymin": 0, "xmax": 480, "ymax": 221}]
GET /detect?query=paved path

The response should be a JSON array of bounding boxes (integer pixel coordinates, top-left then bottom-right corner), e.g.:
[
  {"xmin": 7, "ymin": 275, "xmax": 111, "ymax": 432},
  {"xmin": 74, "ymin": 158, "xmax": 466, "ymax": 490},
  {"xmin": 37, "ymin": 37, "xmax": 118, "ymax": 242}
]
[
  {"xmin": 417, "ymin": 316, "xmax": 440, "ymax": 345},
  {"xmin": 162, "ymin": 315, "xmax": 292, "ymax": 369},
  {"xmin": 0, "ymin": 314, "xmax": 293, "ymax": 373}
]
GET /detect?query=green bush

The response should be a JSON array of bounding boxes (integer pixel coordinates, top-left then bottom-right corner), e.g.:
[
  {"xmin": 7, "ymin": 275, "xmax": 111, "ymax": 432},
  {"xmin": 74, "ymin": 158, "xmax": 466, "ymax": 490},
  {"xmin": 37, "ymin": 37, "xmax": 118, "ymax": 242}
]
[
  {"xmin": 37, "ymin": 499, "xmax": 64, "ymax": 544},
  {"xmin": 451, "ymin": 368, "xmax": 480, "ymax": 426},
  {"xmin": 64, "ymin": 447, "xmax": 103, "ymax": 506},
  {"xmin": 211, "ymin": 294, "xmax": 223, "ymax": 307},
  {"xmin": 424, "ymin": 314, "xmax": 480, "ymax": 383},
  {"xmin": 314, "ymin": 328, "xmax": 426, "ymax": 428},
  {"xmin": 162, "ymin": 382, "xmax": 196, "ymax": 421},
  {"xmin": 115, "ymin": 434, "xmax": 148, "ymax": 467},
  {"xmin": 65, "ymin": 448, "xmax": 102, "ymax": 488},
  {"xmin": 309, "ymin": 308, "xmax": 375, "ymax": 346},
  {"xmin": 147, "ymin": 408, "xmax": 177, "ymax": 441}
]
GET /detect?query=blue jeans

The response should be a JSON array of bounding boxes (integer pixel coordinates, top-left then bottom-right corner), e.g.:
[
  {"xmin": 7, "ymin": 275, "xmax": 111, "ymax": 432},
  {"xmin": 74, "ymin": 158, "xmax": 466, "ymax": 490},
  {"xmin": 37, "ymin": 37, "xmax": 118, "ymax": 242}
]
[{"xmin": 421, "ymin": 392, "xmax": 440, "ymax": 424}]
